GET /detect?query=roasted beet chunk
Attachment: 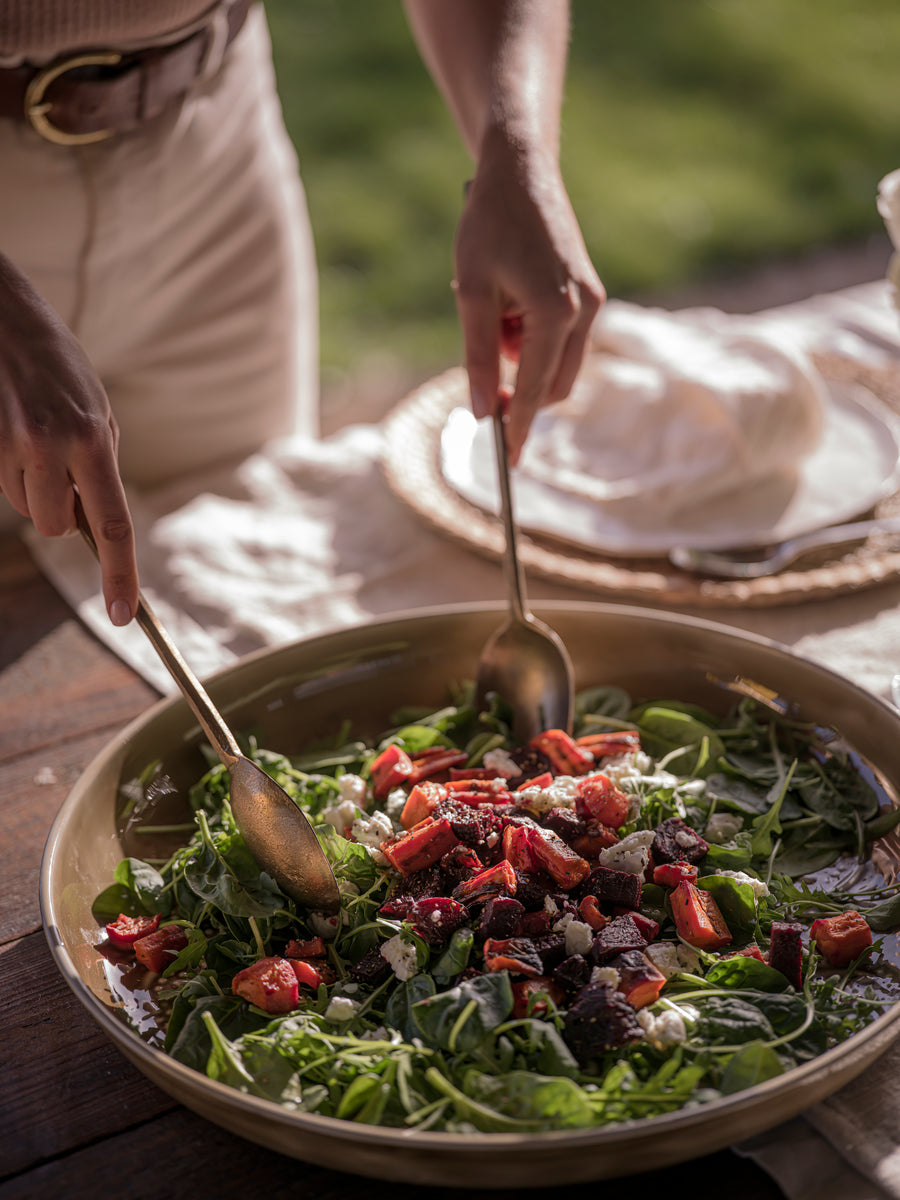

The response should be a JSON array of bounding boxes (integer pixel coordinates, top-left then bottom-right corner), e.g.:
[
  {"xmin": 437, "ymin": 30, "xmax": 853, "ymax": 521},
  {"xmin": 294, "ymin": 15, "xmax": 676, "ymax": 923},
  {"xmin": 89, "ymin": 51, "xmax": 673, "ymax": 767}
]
[
  {"xmin": 483, "ymin": 937, "xmax": 545, "ymax": 977},
  {"xmin": 514, "ymin": 869, "xmax": 564, "ymax": 912},
  {"xmin": 590, "ymin": 914, "xmax": 650, "ymax": 965},
  {"xmin": 440, "ymin": 844, "xmax": 483, "ymax": 888},
  {"xmin": 406, "ymin": 897, "xmax": 469, "ymax": 946},
  {"xmin": 479, "ymin": 895, "xmax": 526, "ymax": 940},
  {"xmin": 563, "ymin": 981, "xmax": 643, "ymax": 1060},
  {"xmin": 530, "ymin": 932, "xmax": 568, "ymax": 972},
  {"xmin": 506, "ymin": 746, "xmax": 554, "ymax": 788},
  {"xmin": 577, "ymin": 864, "xmax": 643, "ymax": 911},
  {"xmin": 651, "ymin": 817, "xmax": 709, "ymax": 866},
  {"xmin": 552, "ymin": 953, "xmax": 593, "ymax": 995},
  {"xmin": 399, "ymin": 863, "xmax": 445, "ymax": 900},
  {"xmin": 542, "ymin": 807, "xmax": 586, "ymax": 844},
  {"xmin": 435, "ymin": 799, "xmax": 504, "ymax": 860},
  {"xmin": 348, "ymin": 944, "xmax": 394, "ymax": 989},
  {"xmin": 768, "ymin": 921, "xmax": 804, "ymax": 990}
]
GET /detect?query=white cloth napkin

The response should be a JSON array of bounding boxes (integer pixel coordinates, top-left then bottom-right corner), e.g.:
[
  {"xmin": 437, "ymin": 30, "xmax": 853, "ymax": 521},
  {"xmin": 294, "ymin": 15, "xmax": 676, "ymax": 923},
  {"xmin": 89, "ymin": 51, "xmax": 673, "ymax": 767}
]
[{"xmin": 23, "ymin": 279, "xmax": 900, "ymax": 1199}]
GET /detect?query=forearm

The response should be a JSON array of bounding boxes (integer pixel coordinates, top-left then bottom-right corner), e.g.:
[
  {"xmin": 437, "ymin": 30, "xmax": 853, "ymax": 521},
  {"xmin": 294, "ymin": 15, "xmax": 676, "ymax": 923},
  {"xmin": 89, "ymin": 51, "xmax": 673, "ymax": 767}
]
[{"xmin": 403, "ymin": 0, "xmax": 570, "ymax": 164}]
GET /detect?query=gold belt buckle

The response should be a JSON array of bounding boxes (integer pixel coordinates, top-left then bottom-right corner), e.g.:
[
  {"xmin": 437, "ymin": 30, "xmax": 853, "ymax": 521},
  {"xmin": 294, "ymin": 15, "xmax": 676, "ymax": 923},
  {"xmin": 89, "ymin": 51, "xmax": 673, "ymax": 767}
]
[{"xmin": 24, "ymin": 51, "xmax": 123, "ymax": 146}]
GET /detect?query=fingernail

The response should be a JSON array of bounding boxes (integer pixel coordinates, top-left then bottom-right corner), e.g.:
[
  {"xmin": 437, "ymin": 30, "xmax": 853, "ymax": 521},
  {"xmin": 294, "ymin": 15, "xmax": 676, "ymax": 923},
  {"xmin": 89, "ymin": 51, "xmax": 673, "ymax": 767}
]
[
  {"xmin": 471, "ymin": 389, "xmax": 490, "ymax": 420},
  {"xmin": 110, "ymin": 599, "xmax": 132, "ymax": 627}
]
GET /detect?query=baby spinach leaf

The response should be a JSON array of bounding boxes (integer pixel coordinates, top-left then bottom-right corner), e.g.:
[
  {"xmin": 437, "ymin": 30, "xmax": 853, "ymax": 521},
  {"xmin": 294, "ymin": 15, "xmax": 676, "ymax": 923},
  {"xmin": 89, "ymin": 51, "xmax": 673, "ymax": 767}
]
[
  {"xmin": 575, "ymin": 685, "xmax": 633, "ymax": 724},
  {"xmin": 412, "ymin": 973, "xmax": 514, "ymax": 1054},
  {"xmin": 630, "ymin": 706, "xmax": 725, "ymax": 776},
  {"xmin": 432, "ymin": 927, "xmax": 474, "ymax": 985},
  {"xmin": 385, "ymin": 974, "xmax": 436, "ymax": 1042},
  {"xmin": 719, "ymin": 1041, "xmax": 784, "ymax": 1094},
  {"xmin": 705, "ymin": 955, "xmax": 790, "ymax": 993},
  {"xmin": 691, "ymin": 996, "xmax": 776, "ymax": 1046},
  {"xmin": 115, "ymin": 857, "xmax": 167, "ymax": 912},
  {"xmin": 697, "ymin": 874, "xmax": 759, "ymax": 933},
  {"xmin": 314, "ymin": 823, "xmax": 378, "ymax": 893}
]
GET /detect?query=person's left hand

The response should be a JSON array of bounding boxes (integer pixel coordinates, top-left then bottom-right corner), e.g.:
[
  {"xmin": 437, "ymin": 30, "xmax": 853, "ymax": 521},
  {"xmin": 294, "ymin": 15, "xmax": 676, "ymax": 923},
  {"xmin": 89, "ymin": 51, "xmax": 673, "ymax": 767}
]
[{"xmin": 452, "ymin": 133, "xmax": 605, "ymax": 464}]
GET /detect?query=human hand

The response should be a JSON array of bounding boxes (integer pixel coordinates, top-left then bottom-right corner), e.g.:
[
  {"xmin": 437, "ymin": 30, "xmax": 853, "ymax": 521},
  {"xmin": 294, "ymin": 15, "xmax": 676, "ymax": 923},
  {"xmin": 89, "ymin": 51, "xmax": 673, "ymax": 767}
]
[
  {"xmin": 453, "ymin": 132, "xmax": 605, "ymax": 464},
  {"xmin": 0, "ymin": 256, "xmax": 138, "ymax": 625}
]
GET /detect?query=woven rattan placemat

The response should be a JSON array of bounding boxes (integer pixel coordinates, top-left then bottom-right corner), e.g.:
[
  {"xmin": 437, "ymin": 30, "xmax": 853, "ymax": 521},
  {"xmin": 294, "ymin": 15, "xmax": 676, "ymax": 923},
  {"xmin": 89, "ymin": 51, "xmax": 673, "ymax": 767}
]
[{"xmin": 381, "ymin": 357, "xmax": 900, "ymax": 609}]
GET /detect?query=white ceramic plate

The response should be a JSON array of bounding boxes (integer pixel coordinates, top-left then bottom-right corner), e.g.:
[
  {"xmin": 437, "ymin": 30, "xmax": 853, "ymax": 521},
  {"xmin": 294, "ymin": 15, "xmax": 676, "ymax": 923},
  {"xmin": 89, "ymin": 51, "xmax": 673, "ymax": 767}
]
[{"xmin": 440, "ymin": 381, "xmax": 900, "ymax": 556}]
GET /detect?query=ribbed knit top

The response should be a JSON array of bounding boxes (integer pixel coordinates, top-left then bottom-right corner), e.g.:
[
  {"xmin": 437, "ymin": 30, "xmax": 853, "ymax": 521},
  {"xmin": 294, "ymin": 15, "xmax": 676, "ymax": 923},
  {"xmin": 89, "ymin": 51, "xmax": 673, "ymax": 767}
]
[{"xmin": 0, "ymin": 1, "xmax": 221, "ymax": 58}]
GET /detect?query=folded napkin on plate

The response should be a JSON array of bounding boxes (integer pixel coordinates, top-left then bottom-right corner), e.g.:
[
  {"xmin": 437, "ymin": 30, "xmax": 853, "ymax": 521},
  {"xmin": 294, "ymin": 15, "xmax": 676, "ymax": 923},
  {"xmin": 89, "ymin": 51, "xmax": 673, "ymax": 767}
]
[{"xmin": 527, "ymin": 298, "xmax": 827, "ymax": 519}]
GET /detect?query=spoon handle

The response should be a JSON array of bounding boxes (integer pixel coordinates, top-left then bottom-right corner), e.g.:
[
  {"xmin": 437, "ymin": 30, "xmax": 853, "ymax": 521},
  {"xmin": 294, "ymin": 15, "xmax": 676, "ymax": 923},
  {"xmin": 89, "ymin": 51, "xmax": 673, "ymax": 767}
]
[
  {"xmin": 73, "ymin": 495, "xmax": 242, "ymax": 766},
  {"xmin": 492, "ymin": 409, "xmax": 529, "ymax": 624}
]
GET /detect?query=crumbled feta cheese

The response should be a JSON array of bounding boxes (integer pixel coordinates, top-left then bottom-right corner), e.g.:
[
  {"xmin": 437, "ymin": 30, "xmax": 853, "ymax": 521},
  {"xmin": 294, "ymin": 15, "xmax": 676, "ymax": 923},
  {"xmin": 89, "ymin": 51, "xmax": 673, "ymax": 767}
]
[
  {"xmin": 590, "ymin": 966, "xmax": 621, "ymax": 987},
  {"xmin": 552, "ymin": 910, "xmax": 593, "ymax": 954},
  {"xmin": 483, "ymin": 747, "xmax": 520, "ymax": 777},
  {"xmin": 337, "ymin": 773, "xmax": 368, "ymax": 807},
  {"xmin": 645, "ymin": 941, "xmax": 702, "ymax": 979},
  {"xmin": 384, "ymin": 786, "xmax": 409, "ymax": 823},
  {"xmin": 675, "ymin": 829, "xmax": 696, "ymax": 848},
  {"xmin": 715, "ymin": 869, "xmax": 771, "ymax": 899},
  {"xmin": 309, "ymin": 911, "xmax": 342, "ymax": 940},
  {"xmin": 563, "ymin": 918, "xmax": 594, "ymax": 957},
  {"xmin": 704, "ymin": 812, "xmax": 745, "ymax": 843},
  {"xmin": 324, "ymin": 996, "xmax": 360, "ymax": 1023},
  {"xmin": 543, "ymin": 894, "xmax": 560, "ymax": 916},
  {"xmin": 644, "ymin": 943, "xmax": 681, "ymax": 979},
  {"xmin": 321, "ymin": 797, "xmax": 364, "ymax": 833},
  {"xmin": 516, "ymin": 775, "xmax": 580, "ymax": 813},
  {"xmin": 351, "ymin": 810, "xmax": 394, "ymax": 865},
  {"xmin": 380, "ymin": 935, "xmax": 420, "ymax": 981},
  {"xmin": 637, "ymin": 1008, "xmax": 688, "ymax": 1050},
  {"xmin": 598, "ymin": 829, "xmax": 655, "ymax": 875}
]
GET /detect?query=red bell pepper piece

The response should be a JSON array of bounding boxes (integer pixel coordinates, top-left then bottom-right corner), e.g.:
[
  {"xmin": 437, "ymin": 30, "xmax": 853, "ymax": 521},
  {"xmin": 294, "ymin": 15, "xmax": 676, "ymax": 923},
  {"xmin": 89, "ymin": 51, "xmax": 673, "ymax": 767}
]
[
  {"xmin": 810, "ymin": 910, "xmax": 873, "ymax": 967},
  {"xmin": 529, "ymin": 729, "xmax": 594, "ymax": 776},
  {"xmin": 290, "ymin": 958, "xmax": 336, "ymax": 989},
  {"xmin": 370, "ymin": 743, "xmax": 413, "ymax": 800},
  {"xmin": 133, "ymin": 924, "xmax": 189, "ymax": 973},
  {"xmin": 105, "ymin": 912, "xmax": 161, "ymax": 949},
  {"xmin": 577, "ymin": 894, "xmax": 609, "ymax": 931},
  {"xmin": 502, "ymin": 823, "xmax": 538, "ymax": 872},
  {"xmin": 449, "ymin": 767, "xmax": 503, "ymax": 781},
  {"xmin": 285, "ymin": 936, "xmax": 327, "ymax": 959},
  {"xmin": 575, "ymin": 774, "xmax": 630, "ymax": 828},
  {"xmin": 529, "ymin": 827, "xmax": 591, "ymax": 890},
  {"xmin": 517, "ymin": 771, "xmax": 553, "ymax": 791},
  {"xmin": 451, "ymin": 859, "xmax": 517, "ymax": 904},
  {"xmin": 232, "ymin": 956, "xmax": 299, "ymax": 1013},
  {"xmin": 670, "ymin": 880, "xmax": 732, "ymax": 950},
  {"xmin": 652, "ymin": 861, "xmax": 699, "ymax": 888},
  {"xmin": 399, "ymin": 780, "xmax": 446, "ymax": 829},
  {"xmin": 407, "ymin": 746, "xmax": 469, "ymax": 783},
  {"xmin": 380, "ymin": 817, "xmax": 459, "ymax": 875},
  {"xmin": 575, "ymin": 730, "xmax": 641, "ymax": 757}
]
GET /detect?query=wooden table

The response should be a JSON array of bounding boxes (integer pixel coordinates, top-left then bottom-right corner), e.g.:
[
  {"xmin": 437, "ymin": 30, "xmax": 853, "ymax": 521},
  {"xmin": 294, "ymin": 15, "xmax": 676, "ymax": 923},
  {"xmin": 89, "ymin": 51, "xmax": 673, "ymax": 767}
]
[{"xmin": 0, "ymin": 529, "xmax": 785, "ymax": 1200}]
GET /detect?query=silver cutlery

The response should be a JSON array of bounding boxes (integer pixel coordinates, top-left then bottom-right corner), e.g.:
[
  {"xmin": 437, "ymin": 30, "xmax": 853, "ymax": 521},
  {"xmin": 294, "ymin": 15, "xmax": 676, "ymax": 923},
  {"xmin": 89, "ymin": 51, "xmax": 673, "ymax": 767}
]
[{"xmin": 670, "ymin": 516, "xmax": 900, "ymax": 579}]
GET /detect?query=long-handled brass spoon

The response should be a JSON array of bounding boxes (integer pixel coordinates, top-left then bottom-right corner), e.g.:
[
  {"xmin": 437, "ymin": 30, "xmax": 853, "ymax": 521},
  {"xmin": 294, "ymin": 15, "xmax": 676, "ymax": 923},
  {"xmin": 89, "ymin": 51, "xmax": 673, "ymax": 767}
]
[
  {"xmin": 475, "ymin": 409, "xmax": 574, "ymax": 742},
  {"xmin": 75, "ymin": 496, "xmax": 340, "ymax": 913}
]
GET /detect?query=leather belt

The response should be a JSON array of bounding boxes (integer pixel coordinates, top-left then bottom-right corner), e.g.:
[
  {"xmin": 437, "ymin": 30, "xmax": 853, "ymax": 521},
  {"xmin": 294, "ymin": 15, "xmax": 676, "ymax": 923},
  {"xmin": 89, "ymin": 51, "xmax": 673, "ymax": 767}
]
[{"xmin": 0, "ymin": 0, "xmax": 253, "ymax": 145}]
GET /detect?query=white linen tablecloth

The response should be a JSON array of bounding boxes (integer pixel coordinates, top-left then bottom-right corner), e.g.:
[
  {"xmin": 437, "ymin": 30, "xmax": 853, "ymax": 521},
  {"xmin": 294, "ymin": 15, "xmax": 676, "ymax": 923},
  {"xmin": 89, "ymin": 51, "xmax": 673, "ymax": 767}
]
[{"xmin": 24, "ymin": 279, "xmax": 900, "ymax": 1199}]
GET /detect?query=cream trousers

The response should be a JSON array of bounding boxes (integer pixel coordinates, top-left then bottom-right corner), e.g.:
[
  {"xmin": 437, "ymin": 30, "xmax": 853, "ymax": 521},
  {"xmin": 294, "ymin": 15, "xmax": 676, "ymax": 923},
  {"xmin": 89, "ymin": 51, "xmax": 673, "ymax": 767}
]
[{"xmin": 0, "ymin": 4, "xmax": 318, "ymax": 521}]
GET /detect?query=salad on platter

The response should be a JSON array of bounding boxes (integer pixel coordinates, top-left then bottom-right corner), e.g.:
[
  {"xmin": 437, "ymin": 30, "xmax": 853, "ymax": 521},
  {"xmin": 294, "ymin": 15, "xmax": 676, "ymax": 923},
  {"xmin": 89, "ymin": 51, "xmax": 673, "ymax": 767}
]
[{"xmin": 92, "ymin": 685, "xmax": 900, "ymax": 1134}]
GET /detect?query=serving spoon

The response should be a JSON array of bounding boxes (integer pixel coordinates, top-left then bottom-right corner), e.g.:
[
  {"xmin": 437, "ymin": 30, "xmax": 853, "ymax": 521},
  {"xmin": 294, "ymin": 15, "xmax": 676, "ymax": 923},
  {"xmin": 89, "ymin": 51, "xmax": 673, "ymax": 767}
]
[
  {"xmin": 74, "ymin": 496, "xmax": 341, "ymax": 914},
  {"xmin": 475, "ymin": 408, "xmax": 574, "ymax": 742}
]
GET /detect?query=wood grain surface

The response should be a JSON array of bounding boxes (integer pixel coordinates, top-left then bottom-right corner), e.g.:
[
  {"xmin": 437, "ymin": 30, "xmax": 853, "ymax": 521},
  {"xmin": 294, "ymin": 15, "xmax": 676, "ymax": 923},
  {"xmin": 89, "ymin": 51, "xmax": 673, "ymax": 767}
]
[{"xmin": 0, "ymin": 531, "xmax": 785, "ymax": 1200}]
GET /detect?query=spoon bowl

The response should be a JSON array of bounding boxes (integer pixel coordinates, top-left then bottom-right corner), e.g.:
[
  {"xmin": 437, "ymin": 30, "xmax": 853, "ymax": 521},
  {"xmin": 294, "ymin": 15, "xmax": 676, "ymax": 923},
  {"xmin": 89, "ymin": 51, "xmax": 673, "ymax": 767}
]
[
  {"xmin": 476, "ymin": 409, "xmax": 574, "ymax": 741},
  {"xmin": 74, "ymin": 497, "xmax": 340, "ymax": 913}
]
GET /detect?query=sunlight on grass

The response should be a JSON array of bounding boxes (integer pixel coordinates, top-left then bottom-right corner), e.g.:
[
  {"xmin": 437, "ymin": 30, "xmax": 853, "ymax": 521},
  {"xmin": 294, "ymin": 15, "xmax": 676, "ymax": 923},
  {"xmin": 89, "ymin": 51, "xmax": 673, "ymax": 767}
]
[{"xmin": 266, "ymin": 0, "xmax": 900, "ymax": 381}]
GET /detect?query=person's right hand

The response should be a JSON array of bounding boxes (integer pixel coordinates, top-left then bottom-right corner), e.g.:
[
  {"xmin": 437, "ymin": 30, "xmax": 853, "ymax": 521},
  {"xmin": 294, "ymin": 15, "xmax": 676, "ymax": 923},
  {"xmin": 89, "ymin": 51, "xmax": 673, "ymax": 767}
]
[{"xmin": 0, "ymin": 254, "xmax": 138, "ymax": 626}]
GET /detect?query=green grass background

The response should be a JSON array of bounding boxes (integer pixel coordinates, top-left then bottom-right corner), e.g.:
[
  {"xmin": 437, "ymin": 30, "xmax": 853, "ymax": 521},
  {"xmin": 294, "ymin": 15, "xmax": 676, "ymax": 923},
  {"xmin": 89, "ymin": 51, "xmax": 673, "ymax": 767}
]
[{"xmin": 265, "ymin": 0, "xmax": 900, "ymax": 384}]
